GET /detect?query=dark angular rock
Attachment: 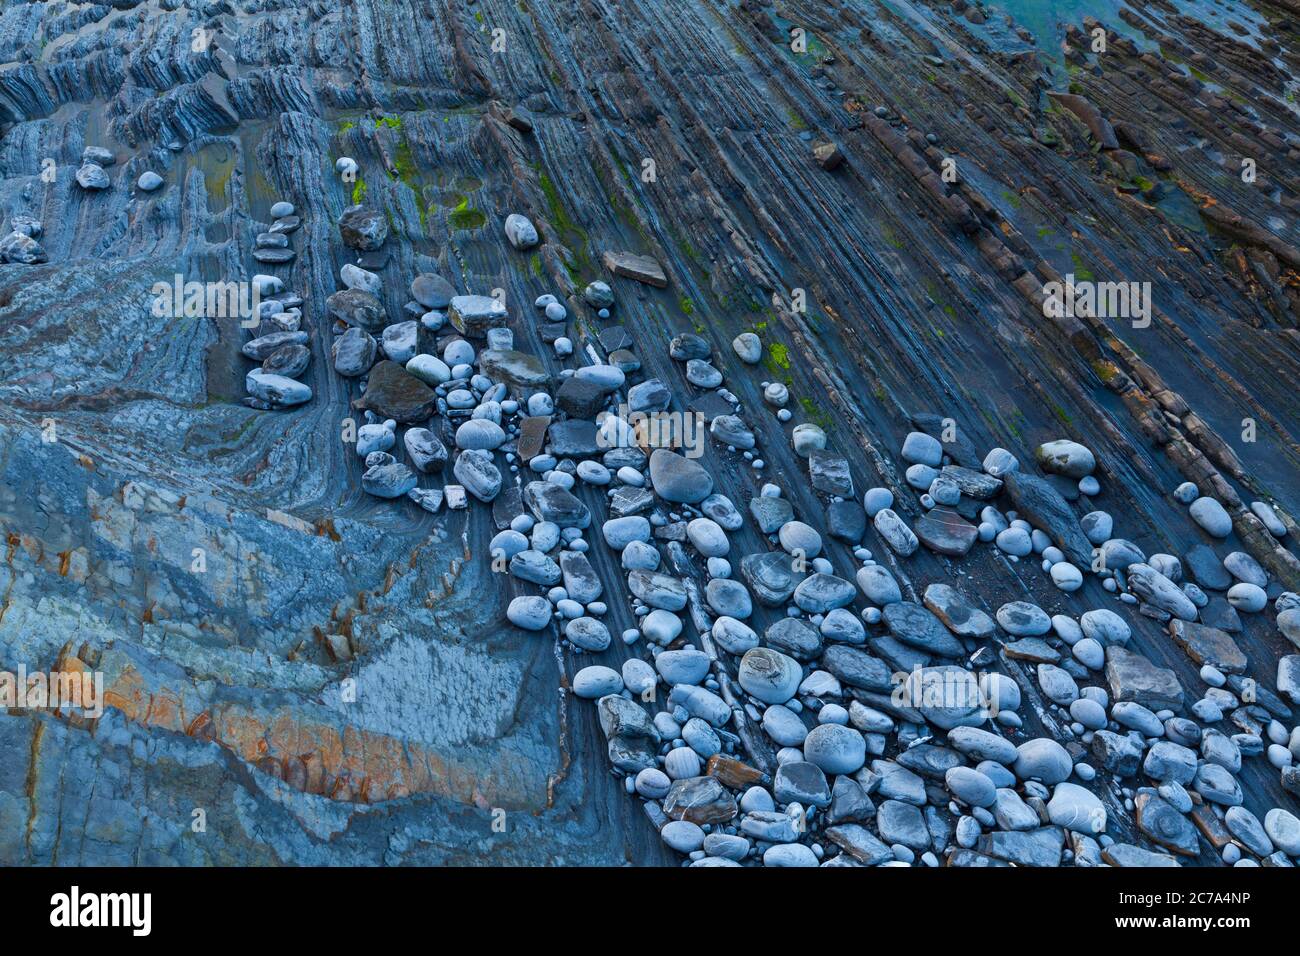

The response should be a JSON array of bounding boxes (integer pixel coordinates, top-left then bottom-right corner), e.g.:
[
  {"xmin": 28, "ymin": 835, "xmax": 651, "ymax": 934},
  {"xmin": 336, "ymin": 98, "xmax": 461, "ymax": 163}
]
[
  {"xmin": 338, "ymin": 205, "xmax": 388, "ymax": 250},
  {"xmin": 327, "ymin": 288, "xmax": 387, "ymax": 332},
  {"xmin": 1105, "ymin": 645, "xmax": 1184, "ymax": 711},
  {"xmin": 883, "ymin": 602, "xmax": 966, "ymax": 657},
  {"xmin": 914, "ymin": 506, "xmax": 979, "ymax": 557},
  {"xmin": 523, "ymin": 481, "xmax": 590, "ymax": 528},
  {"xmin": 1002, "ymin": 471, "xmax": 1092, "ymax": 567},
  {"xmin": 353, "ymin": 361, "xmax": 438, "ymax": 422},
  {"xmin": 826, "ymin": 499, "xmax": 867, "ymax": 543},
  {"xmin": 809, "ymin": 449, "xmax": 853, "ymax": 497},
  {"xmin": 827, "ymin": 775, "xmax": 875, "ymax": 825},
  {"xmin": 1167, "ymin": 619, "xmax": 1247, "ymax": 674},
  {"xmin": 821, "ymin": 645, "xmax": 893, "ymax": 692},
  {"xmin": 555, "ymin": 376, "xmax": 612, "ymax": 419},
  {"xmin": 662, "ymin": 775, "xmax": 737, "ymax": 824},
  {"xmin": 749, "ymin": 496, "xmax": 794, "ymax": 533},
  {"xmin": 516, "ymin": 415, "xmax": 551, "ymax": 461},
  {"xmin": 940, "ymin": 464, "xmax": 1002, "ymax": 499},
  {"xmin": 1090, "ymin": 730, "xmax": 1144, "ymax": 777},
  {"xmin": 548, "ymin": 419, "xmax": 600, "ymax": 458},
  {"xmin": 604, "ymin": 250, "xmax": 668, "ymax": 287},
  {"xmin": 773, "ymin": 761, "xmax": 831, "ymax": 807},
  {"xmin": 977, "ymin": 826, "xmax": 1065, "ymax": 867},
  {"xmin": 1184, "ymin": 544, "xmax": 1232, "ymax": 590}
]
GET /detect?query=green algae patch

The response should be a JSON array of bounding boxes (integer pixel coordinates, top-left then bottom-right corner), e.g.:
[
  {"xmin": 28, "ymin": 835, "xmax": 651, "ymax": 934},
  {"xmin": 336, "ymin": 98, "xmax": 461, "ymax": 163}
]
[
  {"xmin": 449, "ymin": 196, "xmax": 486, "ymax": 230},
  {"xmin": 766, "ymin": 342, "xmax": 791, "ymax": 374},
  {"xmin": 799, "ymin": 397, "xmax": 834, "ymax": 430}
]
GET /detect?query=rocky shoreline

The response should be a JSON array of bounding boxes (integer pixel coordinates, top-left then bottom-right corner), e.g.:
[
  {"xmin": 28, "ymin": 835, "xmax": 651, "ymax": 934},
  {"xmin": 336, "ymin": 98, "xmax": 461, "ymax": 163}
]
[{"xmin": 0, "ymin": 0, "xmax": 1298, "ymax": 866}]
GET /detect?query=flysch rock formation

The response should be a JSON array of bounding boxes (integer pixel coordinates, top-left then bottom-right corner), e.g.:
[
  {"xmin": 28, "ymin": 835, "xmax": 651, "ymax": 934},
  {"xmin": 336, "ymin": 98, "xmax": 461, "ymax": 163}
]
[{"xmin": 0, "ymin": 0, "xmax": 1298, "ymax": 867}]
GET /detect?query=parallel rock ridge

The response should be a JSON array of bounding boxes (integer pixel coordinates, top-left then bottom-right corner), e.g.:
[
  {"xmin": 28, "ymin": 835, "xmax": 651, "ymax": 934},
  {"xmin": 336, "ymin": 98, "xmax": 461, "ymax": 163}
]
[{"xmin": 0, "ymin": 0, "xmax": 1297, "ymax": 869}]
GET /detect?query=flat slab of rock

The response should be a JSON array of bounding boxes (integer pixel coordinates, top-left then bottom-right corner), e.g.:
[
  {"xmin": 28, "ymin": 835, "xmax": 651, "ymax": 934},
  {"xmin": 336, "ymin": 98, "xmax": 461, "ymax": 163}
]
[
  {"xmin": 688, "ymin": 391, "xmax": 733, "ymax": 421},
  {"xmin": 922, "ymin": 583, "xmax": 996, "ymax": 639},
  {"xmin": 1105, "ymin": 644, "xmax": 1184, "ymax": 711},
  {"xmin": 914, "ymin": 506, "xmax": 978, "ymax": 557},
  {"xmin": 882, "ymin": 602, "xmax": 965, "ymax": 657},
  {"xmin": 1101, "ymin": 843, "xmax": 1180, "ymax": 867},
  {"xmin": 821, "ymin": 645, "xmax": 893, "ymax": 692},
  {"xmin": 749, "ymin": 496, "xmax": 794, "ymax": 534},
  {"xmin": 448, "ymin": 295, "xmax": 508, "ymax": 338},
  {"xmin": 627, "ymin": 569, "xmax": 687, "ymax": 611},
  {"xmin": 492, "ymin": 486, "xmax": 524, "ymax": 529},
  {"xmin": 1134, "ymin": 792, "xmax": 1201, "ymax": 856},
  {"xmin": 516, "ymin": 415, "xmax": 551, "ymax": 461},
  {"xmin": 1167, "ymin": 619, "xmax": 1247, "ymax": 674},
  {"xmin": 603, "ymin": 250, "xmax": 668, "ymax": 287},
  {"xmin": 662, "ymin": 776, "xmax": 737, "ymax": 824},
  {"xmin": 940, "ymin": 464, "xmax": 1002, "ymax": 500},
  {"xmin": 560, "ymin": 551, "xmax": 602, "ymax": 604},
  {"xmin": 548, "ymin": 419, "xmax": 600, "ymax": 458},
  {"xmin": 925, "ymin": 582, "xmax": 993, "ymax": 642},
  {"xmin": 353, "ymin": 361, "xmax": 438, "ymax": 422},
  {"xmin": 808, "ymin": 449, "xmax": 853, "ymax": 497},
  {"xmin": 826, "ymin": 500, "xmax": 866, "ymax": 543},
  {"xmin": 976, "ymin": 826, "xmax": 1064, "ymax": 867},
  {"xmin": 825, "ymin": 824, "xmax": 892, "ymax": 865},
  {"xmin": 523, "ymin": 481, "xmax": 590, "ymax": 528},
  {"xmin": 1184, "ymin": 544, "xmax": 1232, "ymax": 591},
  {"xmin": 870, "ymin": 636, "xmax": 929, "ymax": 673},
  {"xmin": 479, "ymin": 349, "xmax": 551, "ymax": 390},
  {"xmin": 1001, "ymin": 637, "xmax": 1061, "ymax": 663},
  {"xmin": 610, "ymin": 486, "xmax": 655, "ymax": 517}
]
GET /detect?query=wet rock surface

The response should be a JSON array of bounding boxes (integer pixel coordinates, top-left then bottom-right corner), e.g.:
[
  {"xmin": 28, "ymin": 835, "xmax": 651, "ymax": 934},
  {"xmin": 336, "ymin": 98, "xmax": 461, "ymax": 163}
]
[{"xmin": 0, "ymin": 0, "xmax": 1298, "ymax": 870}]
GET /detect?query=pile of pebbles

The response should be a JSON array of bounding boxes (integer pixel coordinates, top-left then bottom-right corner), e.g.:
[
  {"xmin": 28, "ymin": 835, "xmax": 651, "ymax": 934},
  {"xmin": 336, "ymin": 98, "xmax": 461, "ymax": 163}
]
[
  {"xmin": 242, "ymin": 201, "xmax": 311, "ymax": 409},
  {"xmin": 306, "ymin": 197, "xmax": 1300, "ymax": 868}
]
